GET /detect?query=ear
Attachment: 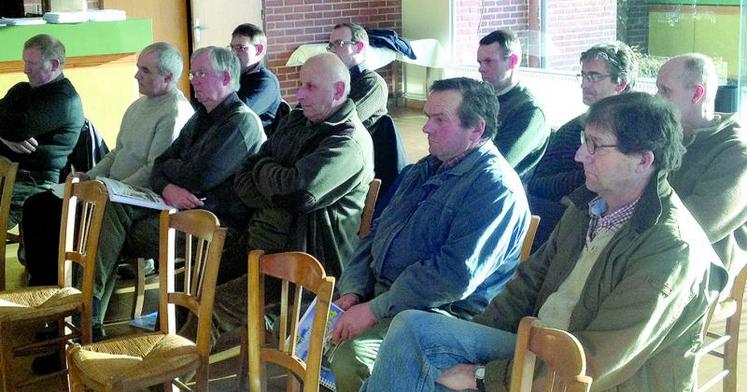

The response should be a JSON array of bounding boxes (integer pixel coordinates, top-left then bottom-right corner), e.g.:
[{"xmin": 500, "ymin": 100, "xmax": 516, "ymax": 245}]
[
  {"xmin": 333, "ymin": 80, "xmax": 346, "ymax": 100},
  {"xmin": 353, "ymin": 41, "xmax": 365, "ymax": 54},
  {"xmin": 48, "ymin": 58, "xmax": 61, "ymax": 73},
  {"xmin": 255, "ymin": 43, "xmax": 265, "ymax": 57},
  {"xmin": 221, "ymin": 70, "xmax": 232, "ymax": 86},
  {"xmin": 508, "ymin": 53, "xmax": 520, "ymax": 69},
  {"xmin": 614, "ymin": 81, "xmax": 629, "ymax": 94},
  {"xmin": 471, "ymin": 119, "xmax": 486, "ymax": 141},
  {"xmin": 637, "ymin": 150, "xmax": 655, "ymax": 172},
  {"xmin": 163, "ymin": 71, "xmax": 174, "ymax": 85},
  {"xmin": 692, "ymin": 83, "xmax": 706, "ymax": 104}
]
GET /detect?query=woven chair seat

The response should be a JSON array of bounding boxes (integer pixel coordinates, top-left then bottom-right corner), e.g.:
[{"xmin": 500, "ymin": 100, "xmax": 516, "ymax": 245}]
[
  {"xmin": 67, "ymin": 332, "xmax": 199, "ymax": 390},
  {"xmin": 0, "ymin": 286, "xmax": 82, "ymax": 322}
]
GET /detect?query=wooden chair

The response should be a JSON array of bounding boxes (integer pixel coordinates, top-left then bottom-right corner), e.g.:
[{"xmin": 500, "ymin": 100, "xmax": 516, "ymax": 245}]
[
  {"xmin": 510, "ymin": 317, "xmax": 593, "ymax": 392},
  {"xmin": 0, "ymin": 177, "xmax": 108, "ymax": 391},
  {"xmin": 246, "ymin": 250, "xmax": 336, "ymax": 392},
  {"xmin": 359, "ymin": 178, "xmax": 381, "ymax": 239},
  {"xmin": 66, "ymin": 209, "xmax": 227, "ymax": 392},
  {"xmin": 696, "ymin": 262, "xmax": 747, "ymax": 392},
  {"xmin": 520, "ymin": 215, "xmax": 541, "ymax": 263},
  {"xmin": 0, "ymin": 156, "xmax": 18, "ymax": 291}
]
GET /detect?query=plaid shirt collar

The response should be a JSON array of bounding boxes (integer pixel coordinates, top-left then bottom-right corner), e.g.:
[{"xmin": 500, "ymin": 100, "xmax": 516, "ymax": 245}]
[
  {"xmin": 433, "ymin": 139, "xmax": 489, "ymax": 173},
  {"xmin": 586, "ymin": 196, "xmax": 639, "ymax": 242}
]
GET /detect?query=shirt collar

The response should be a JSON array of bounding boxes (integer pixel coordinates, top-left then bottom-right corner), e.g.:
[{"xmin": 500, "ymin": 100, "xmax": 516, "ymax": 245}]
[
  {"xmin": 349, "ymin": 62, "xmax": 368, "ymax": 80},
  {"xmin": 201, "ymin": 92, "xmax": 240, "ymax": 120},
  {"xmin": 586, "ymin": 196, "xmax": 639, "ymax": 241},
  {"xmin": 495, "ymin": 81, "xmax": 518, "ymax": 97},
  {"xmin": 432, "ymin": 138, "xmax": 490, "ymax": 173}
]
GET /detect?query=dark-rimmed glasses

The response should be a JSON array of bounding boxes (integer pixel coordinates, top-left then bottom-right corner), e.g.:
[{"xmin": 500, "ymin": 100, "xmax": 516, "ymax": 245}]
[{"xmin": 580, "ymin": 132, "xmax": 618, "ymax": 155}]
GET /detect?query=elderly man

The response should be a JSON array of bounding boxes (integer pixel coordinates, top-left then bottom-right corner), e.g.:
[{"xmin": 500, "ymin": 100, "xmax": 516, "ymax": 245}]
[
  {"xmin": 92, "ymin": 46, "xmax": 265, "ymax": 335},
  {"xmin": 329, "ymin": 77, "xmax": 531, "ymax": 392},
  {"xmin": 230, "ymin": 23, "xmax": 281, "ymax": 129},
  {"xmin": 22, "ymin": 42, "xmax": 194, "ymax": 288},
  {"xmin": 184, "ymin": 52, "xmax": 374, "ymax": 349},
  {"xmin": 658, "ymin": 53, "xmax": 747, "ymax": 276},
  {"xmin": 327, "ymin": 22, "xmax": 388, "ymax": 130},
  {"xmin": 527, "ymin": 41, "xmax": 638, "ymax": 248},
  {"xmin": 0, "ymin": 34, "xmax": 84, "ymax": 228},
  {"xmin": 477, "ymin": 30, "xmax": 549, "ymax": 182},
  {"xmin": 363, "ymin": 92, "xmax": 726, "ymax": 392}
]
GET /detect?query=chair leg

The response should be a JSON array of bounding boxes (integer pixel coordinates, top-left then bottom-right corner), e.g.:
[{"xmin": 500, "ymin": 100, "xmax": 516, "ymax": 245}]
[
  {"xmin": 131, "ymin": 258, "xmax": 146, "ymax": 319},
  {"xmin": 723, "ymin": 315, "xmax": 740, "ymax": 392},
  {"xmin": 1, "ymin": 323, "xmax": 15, "ymax": 392},
  {"xmin": 238, "ymin": 326, "xmax": 248, "ymax": 390},
  {"xmin": 196, "ymin": 361, "xmax": 209, "ymax": 392}
]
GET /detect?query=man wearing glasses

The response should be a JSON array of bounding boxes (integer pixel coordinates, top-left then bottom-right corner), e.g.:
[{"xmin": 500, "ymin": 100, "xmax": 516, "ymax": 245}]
[
  {"xmin": 327, "ymin": 22, "xmax": 388, "ymax": 130},
  {"xmin": 527, "ymin": 41, "xmax": 638, "ymax": 249},
  {"xmin": 363, "ymin": 92, "xmax": 726, "ymax": 392},
  {"xmin": 477, "ymin": 30, "xmax": 549, "ymax": 182},
  {"xmin": 230, "ymin": 23, "xmax": 281, "ymax": 129}
]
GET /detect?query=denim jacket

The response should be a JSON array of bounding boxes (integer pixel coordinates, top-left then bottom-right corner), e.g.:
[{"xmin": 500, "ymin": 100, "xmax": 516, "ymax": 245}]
[{"xmin": 338, "ymin": 141, "xmax": 531, "ymax": 321}]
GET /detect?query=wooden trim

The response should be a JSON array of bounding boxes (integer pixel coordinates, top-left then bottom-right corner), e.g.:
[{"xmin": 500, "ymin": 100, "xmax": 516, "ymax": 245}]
[
  {"xmin": 649, "ymin": 4, "xmax": 741, "ymax": 15},
  {"xmin": 0, "ymin": 53, "xmax": 136, "ymax": 73}
]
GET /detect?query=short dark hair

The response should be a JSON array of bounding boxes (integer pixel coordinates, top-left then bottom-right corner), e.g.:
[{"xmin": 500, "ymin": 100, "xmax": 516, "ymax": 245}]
[
  {"xmin": 333, "ymin": 22, "xmax": 369, "ymax": 46},
  {"xmin": 429, "ymin": 77, "xmax": 498, "ymax": 140},
  {"xmin": 586, "ymin": 92, "xmax": 685, "ymax": 173},
  {"xmin": 24, "ymin": 34, "xmax": 65, "ymax": 65},
  {"xmin": 479, "ymin": 30, "xmax": 521, "ymax": 61},
  {"xmin": 232, "ymin": 23, "xmax": 267, "ymax": 46},
  {"xmin": 580, "ymin": 41, "xmax": 639, "ymax": 91}
]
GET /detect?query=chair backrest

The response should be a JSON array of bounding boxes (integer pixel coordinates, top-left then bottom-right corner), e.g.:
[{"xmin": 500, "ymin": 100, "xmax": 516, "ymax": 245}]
[
  {"xmin": 247, "ymin": 250, "xmax": 336, "ymax": 392},
  {"xmin": 56, "ymin": 177, "xmax": 109, "ymax": 343},
  {"xmin": 359, "ymin": 178, "xmax": 382, "ymax": 239},
  {"xmin": 0, "ymin": 156, "xmax": 18, "ymax": 291},
  {"xmin": 510, "ymin": 317, "xmax": 592, "ymax": 392},
  {"xmin": 369, "ymin": 114, "xmax": 408, "ymax": 198},
  {"xmin": 157, "ymin": 209, "xmax": 226, "ymax": 353},
  {"xmin": 520, "ymin": 215, "xmax": 541, "ymax": 263}
]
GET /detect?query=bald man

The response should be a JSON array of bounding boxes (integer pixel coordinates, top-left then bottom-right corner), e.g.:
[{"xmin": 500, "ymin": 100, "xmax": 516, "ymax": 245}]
[
  {"xmin": 192, "ymin": 53, "xmax": 375, "ymax": 348},
  {"xmin": 657, "ymin": 53, "xmax": 747, "ymax": 276}
]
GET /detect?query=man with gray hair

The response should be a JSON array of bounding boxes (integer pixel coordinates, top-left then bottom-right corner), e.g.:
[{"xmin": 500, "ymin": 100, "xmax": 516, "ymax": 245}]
[
  {"xmin": 90, "ymin": 46, "xmax": 265, "ymax": 336},
  {"xmin": 527, "ymin": 41, "xmax": 638, "ymax": 248},
  {"xmin": 0, "ymin": 34, "xmax": 84, "ymax": 228},
  {"xmin": 184, "ymin": 52, "xmax": 374, "ymax": 353},
  {"xmin": 327, "ymin": 22, "xmax": 388, "ymax": 130},
  {"xmin": 657, "ymin": 53, "xmax": 747, "ymax": 276},
  {"xmin": 22, "ymin": 42, "xmax": 194, "ymax": 290}
]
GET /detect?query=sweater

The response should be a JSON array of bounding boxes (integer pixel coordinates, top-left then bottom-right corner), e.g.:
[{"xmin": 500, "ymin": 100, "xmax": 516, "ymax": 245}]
[
  {"xmin": 237, "ymin": 62, "xmax": 281, "ymax": 129},
  {"xmin": 527, "ymin": 114, "xmax": 585, "ymax": 201},
  {"xmin": 86, "ymin": 89, "xmax": 194, "ymax": 187},
  {"xmin": 495, "ymin": 83, "xmax": 550, "ymax": 182},
  {"xmin": 349, "ymin": 63, "xmax": 388, "ymax": 130}
]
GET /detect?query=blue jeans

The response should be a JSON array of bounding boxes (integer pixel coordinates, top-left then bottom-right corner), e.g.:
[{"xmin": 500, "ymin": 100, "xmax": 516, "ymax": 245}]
[{"xmin": 361, "ymin": 310, "xmax": 517, "ymax": 392}]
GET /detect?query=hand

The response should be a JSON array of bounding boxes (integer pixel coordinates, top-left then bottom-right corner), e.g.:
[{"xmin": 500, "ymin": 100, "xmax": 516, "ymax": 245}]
[
  {"xmin": 330, "ymin": 302, "xmax": 377, "ymax": 342},
  {"xmin": 162, "ymin": 184, "xmax": 205, "ymax": 209},
  {"xmin": 436, "ymin": 364, "xmax": 479, "ymax": 391},
  {"xmin": 1, "ymin": 137, "xmax": 37, "ymax": 154},
  {"xmin": 334, "ymin": 293, "xmax": 361, "ymax": 311}
]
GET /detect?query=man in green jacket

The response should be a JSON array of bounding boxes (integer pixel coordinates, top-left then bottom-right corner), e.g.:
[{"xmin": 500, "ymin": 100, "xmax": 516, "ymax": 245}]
[
  {"xmin": 657, "ymin": 53, "xmax": 747, "ymax": 280},
  {"xmin": 363, "ymin": 92, "xmax": 727, "ymax": 392},
  {"xmin": 194, "ymin": 52, "xmax": 375, "ymax": 349},
  {"xmin": 0, "ymin": 34, "xmax": 84, "ymax": 228}
]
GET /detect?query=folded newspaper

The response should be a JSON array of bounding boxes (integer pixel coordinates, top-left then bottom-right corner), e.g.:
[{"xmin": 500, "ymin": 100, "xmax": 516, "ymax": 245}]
[
  {"xmin": 97, "ymin": 177, "xmax": 172, "ymax": 210},
  {"xmin": 290, "ymin": 297, "xmax": 344, "ymax": 391}
]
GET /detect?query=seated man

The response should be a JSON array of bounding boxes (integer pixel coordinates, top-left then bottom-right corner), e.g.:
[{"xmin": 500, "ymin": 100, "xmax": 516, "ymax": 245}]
[
  {"xmin": 527, "ymin": 41, "xmax": 638, "ymax": 248},
  {"xmin": 363, "ymin": 92, "xmax": 727, "ymax": 392},
  {"xmin": 477, "ymin": 30, "xmax": 549, "ymax": 182},
  {"xmin": 183, "ymin": 53, "xmax": 374, "ymax": 348},
  {"xmin": 327, "ymin": 22, "xmax": 388, "ymax": 130},
  {"xmin": 92, "ymin": 46, "xmax": 265, "ymax": 332},
  {"xmin": 0, "ymin": 34, "xmax": 84, "ymax": 228},
  {"xmin": 22, "ymin": 42, "xmax": 194, "ymax": 287},
  {"xmin": 658, "ymin": 54, "xmax": 747, "ymax": 276},
  {"xmin": 230, "ymin": 23, "xmax": 281, "ymax": 129},
  {"xmin": 329, "ymin": 77, "xmax": 531, "ymax": 392}
]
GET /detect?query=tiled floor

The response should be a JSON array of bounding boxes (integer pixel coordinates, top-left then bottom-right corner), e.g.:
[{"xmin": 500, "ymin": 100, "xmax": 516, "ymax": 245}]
[{"xmin": 2, "ymin": 105, "xmax": 744, "ymax": 391}]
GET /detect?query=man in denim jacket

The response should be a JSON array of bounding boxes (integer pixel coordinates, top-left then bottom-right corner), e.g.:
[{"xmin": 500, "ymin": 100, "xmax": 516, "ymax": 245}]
[{"xmin": 329, "ymin": 77, "xmax": 531, "ymax": 392}]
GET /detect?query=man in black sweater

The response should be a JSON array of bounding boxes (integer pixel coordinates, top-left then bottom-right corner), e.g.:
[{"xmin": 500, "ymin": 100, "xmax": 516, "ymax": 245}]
[{"xmin": 0, "ymin": 34, "xmax": 84, "ymax": 228}]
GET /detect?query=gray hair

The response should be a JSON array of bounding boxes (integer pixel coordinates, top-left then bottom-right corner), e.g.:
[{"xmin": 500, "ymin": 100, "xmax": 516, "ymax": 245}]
[
  {"xmin": 191, "ymin": 46, "xmax": 240, "ymax": 91},
  {"xmin": 142, "ymin": 42, "xmax": 184, "ymax": 82},
  {"xmin": 24, "ymin": 34, "xmax": 66, "ymax": 66},
  {"xmin": 580, "ymin": 41, "xmax": 639, "ymax": 91}
]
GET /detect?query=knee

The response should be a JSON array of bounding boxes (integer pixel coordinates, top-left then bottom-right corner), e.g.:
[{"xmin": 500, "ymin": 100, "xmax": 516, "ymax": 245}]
[{"xmin": 388, "ymin": 309, "xmax": 430, "ymax": 337}]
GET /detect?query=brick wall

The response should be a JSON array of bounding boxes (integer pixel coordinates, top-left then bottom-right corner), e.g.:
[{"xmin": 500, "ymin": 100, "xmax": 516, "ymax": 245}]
[
  {"xmin": 618, "ymin": 0, "xmax": 649, "ymax": 53},
  {"xmin": 454, "ymin": 0, "xmax": 530, "ymax": 67},
  {"xmin": 264, "ymin": 0, "xmax": 402, "ymax": 102}
]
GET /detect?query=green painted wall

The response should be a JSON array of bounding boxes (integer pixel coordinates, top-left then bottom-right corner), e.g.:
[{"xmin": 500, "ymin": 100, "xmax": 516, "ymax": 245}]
[{"xmin": 0, "ymin": 19, "xmax": 152, "ymax": 61}]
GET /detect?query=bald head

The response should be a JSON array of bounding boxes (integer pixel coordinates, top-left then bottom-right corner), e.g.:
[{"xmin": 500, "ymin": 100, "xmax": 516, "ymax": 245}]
[
  {"xmin": 296, "ymin": 53, "xmax": 351, "ymax": 123},
  {"xmin": 657, "ymin": 53, "xmax": 718, "ymax": 132}
]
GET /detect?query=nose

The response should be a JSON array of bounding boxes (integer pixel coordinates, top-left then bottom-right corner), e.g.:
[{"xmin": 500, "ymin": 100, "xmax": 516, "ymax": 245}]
[
  {"xmin": 422, "ymin": 119, "xmax": 435, "ymax": 135},
  {"xmin": 134, "ymin": 70, "xmax": 142, "ymax": 80},
  {"xmin": 296, "ymin": 87, "xmax": 306, "ymax": 102},
  {"xmin": 574, "ymin": 143, "xmax": 590, "ymax": 163}
]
